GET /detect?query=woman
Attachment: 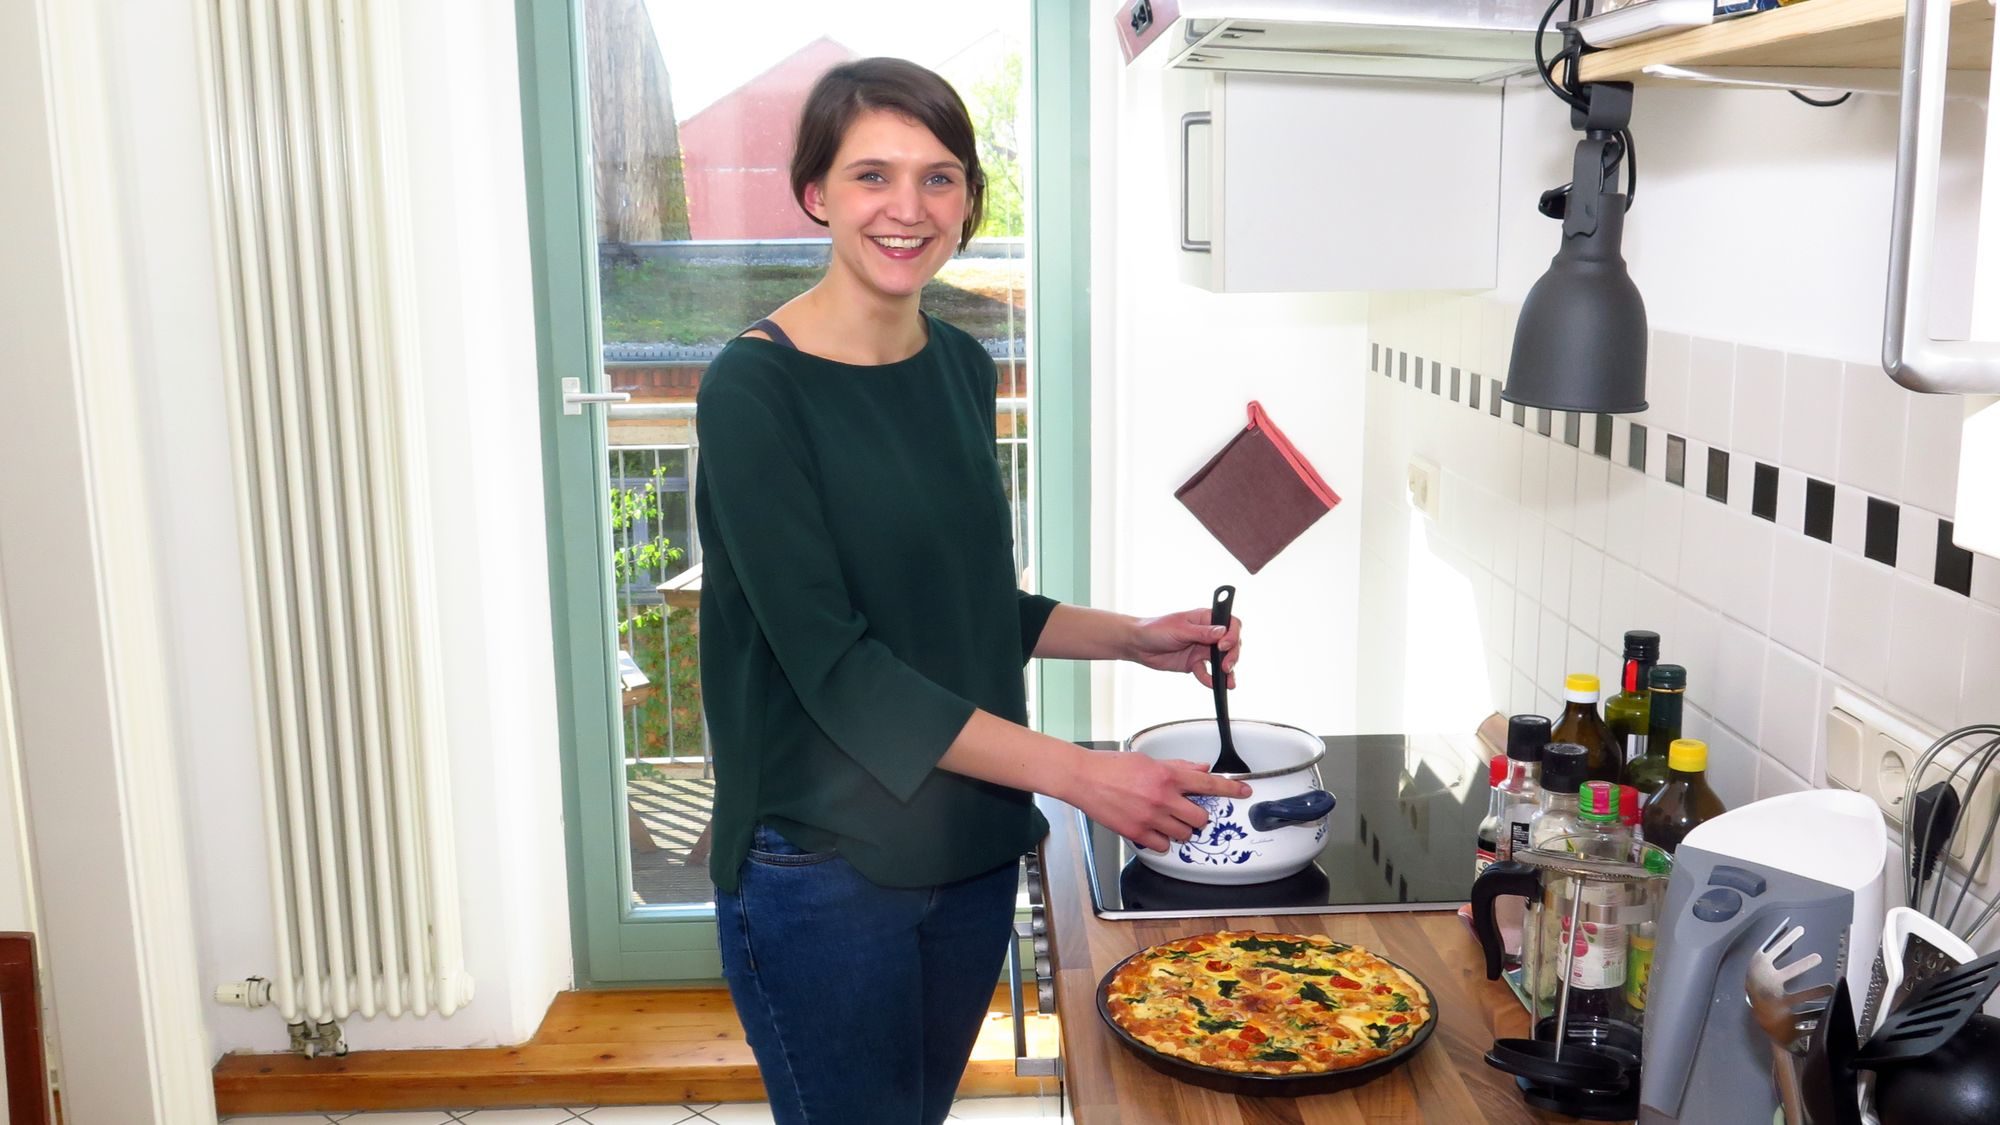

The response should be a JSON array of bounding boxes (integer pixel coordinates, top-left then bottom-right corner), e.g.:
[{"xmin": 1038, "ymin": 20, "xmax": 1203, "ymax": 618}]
[{"xmin": 693, "ymin": 57, "xmax": 1248, "ymax": 1125}]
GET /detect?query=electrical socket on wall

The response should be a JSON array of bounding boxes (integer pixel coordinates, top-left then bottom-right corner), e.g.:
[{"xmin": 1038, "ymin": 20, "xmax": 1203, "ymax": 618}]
[
  {"xmin": 1825, "ymin": 687, "xmax": 2000, "ymax": 886},
  {"xmin": 1406, "ymin": 457, "xmax": 1440, "ymax": 521}
]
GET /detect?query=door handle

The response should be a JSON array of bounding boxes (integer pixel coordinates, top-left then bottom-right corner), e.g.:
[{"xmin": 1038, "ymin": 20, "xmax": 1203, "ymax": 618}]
[{"xmin": 562, "ymin": 377, "xmax": 632, "ymax": 415}]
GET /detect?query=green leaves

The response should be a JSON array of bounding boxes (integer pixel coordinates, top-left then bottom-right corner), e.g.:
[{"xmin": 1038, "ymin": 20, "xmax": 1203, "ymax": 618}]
[
  {"xmin": 1231, "ymin": 936, "xmax": 1311, "ymax": 958},
  {"xmin": 1217, "ymin": 979, "xmax": 1239, "ymax": 998},
  {"xmin": 1296, "ymin": 982, "xmax": 1337, "ymax": 1010},
  {"xmin": 1255, "ymin": 959, "xmax": 1335, "ymax": 976}
]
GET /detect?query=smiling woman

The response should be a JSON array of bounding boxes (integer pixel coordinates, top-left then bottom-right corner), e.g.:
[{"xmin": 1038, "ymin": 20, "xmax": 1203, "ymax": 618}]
[{"xmin": 688, "ymin": 57, "xmax": 1253, "ymax": 1125}]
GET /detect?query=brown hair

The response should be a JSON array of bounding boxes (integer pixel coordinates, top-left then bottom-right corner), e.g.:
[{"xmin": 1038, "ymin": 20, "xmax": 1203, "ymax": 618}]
[{"xmin": 790, "ymin": 58, "xmax": 986, "ymax": 250}]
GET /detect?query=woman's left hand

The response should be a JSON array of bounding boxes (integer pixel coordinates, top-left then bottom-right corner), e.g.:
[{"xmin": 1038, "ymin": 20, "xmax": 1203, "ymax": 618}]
[{"xmin": 1127, "ymin": 609, "xmax": 1242, "ymax": 689}]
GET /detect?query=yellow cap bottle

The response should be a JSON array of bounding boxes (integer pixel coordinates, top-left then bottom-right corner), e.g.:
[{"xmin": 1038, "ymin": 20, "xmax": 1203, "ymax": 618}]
[
  {"xmin": 1564, "ymin": 673, "xmax": 1601, "ymax": 701},
  {"xmin": 1668, "ymin": 738, "xmax": 1707, "ymax": 773}
]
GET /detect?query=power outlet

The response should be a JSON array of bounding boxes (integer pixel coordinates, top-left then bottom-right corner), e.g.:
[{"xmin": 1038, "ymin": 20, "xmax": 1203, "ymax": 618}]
[
  {"xmin": 1824, "ymin": 687, "xmax": 2000, "ymax": 885},
  {"xmin": 1406, "ymin": 457, "xmax": 1441, "ymax": 521}
]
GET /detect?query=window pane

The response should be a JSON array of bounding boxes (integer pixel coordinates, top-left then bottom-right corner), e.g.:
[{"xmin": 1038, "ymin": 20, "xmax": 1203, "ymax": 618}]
[{"xmin": 585, "ymin": 0, "xmax": 1032, "ymax": 909}]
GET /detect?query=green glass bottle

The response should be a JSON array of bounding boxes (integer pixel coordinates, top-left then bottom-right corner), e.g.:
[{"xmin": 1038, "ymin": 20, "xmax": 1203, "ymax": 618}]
[
  {"xmin": 1603, "ymin": 630, "xmax": 1660, "ymax": 778},
  {"xmin": 1622, "ymin": 665, "xmax": 1686, "ymax": 798}
]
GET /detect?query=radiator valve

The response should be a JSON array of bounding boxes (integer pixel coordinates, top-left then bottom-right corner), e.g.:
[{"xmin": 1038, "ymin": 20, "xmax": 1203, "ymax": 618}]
[
  {"xmin": 214, "ymin": 977, "xmax": 273, "ymax": 1009},
  {"xmin": 289, "ymin": 1019, "xmax": 346, "ymax": 1058}
]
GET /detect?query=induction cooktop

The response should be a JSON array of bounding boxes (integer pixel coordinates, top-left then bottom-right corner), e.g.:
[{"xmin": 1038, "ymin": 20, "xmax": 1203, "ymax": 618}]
[{"xmin": 1078, "ymin": 732, "xmax": 1490, "ymax": 920}]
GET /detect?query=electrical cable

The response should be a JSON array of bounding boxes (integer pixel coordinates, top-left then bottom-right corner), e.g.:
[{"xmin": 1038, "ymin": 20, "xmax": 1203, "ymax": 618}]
[
  {"xmin": 1902, "ymin": 725, "xmax": 2000, "ymax": 934},
  {"xmin": 1534, "ymin": 0, "xmax": 1637, "ymax": 210},
  {"xmin": 1536, "ymin": 0, "xmax": 1586, "ymax": 112},
  {"xmin": 1790, "ymin": 90, "xmax": 1853, "ymax": 108}
]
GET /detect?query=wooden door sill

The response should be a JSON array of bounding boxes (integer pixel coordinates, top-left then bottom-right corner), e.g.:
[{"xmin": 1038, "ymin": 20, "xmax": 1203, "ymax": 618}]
[{"xmin": 212, "ymin": 986, "xmax": 1060, "ymax": 1116}]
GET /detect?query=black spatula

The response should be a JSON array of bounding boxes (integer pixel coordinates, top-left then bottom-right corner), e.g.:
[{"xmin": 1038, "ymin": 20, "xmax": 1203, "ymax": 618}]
[
  {"xmin": 1209, "ymin": 585, "xmax": 1249, "ymax": 775},
  {"xmin": 1856, "ymin": 949, "xmax": 2000, "ymax": 1068}
]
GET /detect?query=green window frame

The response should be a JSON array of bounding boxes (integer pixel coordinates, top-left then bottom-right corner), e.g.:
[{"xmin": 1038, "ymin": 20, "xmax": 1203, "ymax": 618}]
[{"xmin": 513, "ymin": 0, "xmax": 1091, "ymax": 986}]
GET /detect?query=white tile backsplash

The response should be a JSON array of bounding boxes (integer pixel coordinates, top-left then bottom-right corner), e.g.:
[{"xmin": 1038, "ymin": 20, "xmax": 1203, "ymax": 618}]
[
  {"xmin": 1731, "ymin": 345, "xmax": 1785, "ymax": 464},
  {"xmin": 1760, "ymin": 642, "xmax": 1824, "ymax": 783},
  {"xmin": 1903, "ymin": 391, "xmax": 1964, "ymax": 518},
  {"xmin": 1571, "ymin": 544, "xmax": 1605, "ymax": 640},
  {"xmin": 1712, "ymin": 618, "xmax": 1767, "ymax": 741},
  {"xmin": 1886, "ymin": 580, "xmax": 1971, "ymax": 731},
  {"xmin": 1687, "ymin": 338, "xmax": 1735, "ymax": 447},
  {"xmin": 1825, "ymin": 553, "xmax": 1895, "ymax": 694},
  {"xmin": 1640, "ymin": 479, "xmax": 1685, "ymax": 586},
  {"xmin": 1962, "ymin": 605, "xmax": 2000, "ymax": 728},
  {"xmin": 1781, "ymin": 353, "xmax": 1845, "ymax": 481},
  {"xmin": 1363, "ymin": 296, "xmax": 1995, "ymax": 838},
  {"xmin": 1898, "ymin": 507, "xmax": 1940, "ymax": 585},
  {"xmin": 1767, "ymin": 530, "xmax": 1832, "ymax": 662},
  {"xmin": 1833, "ymin": 484, "xmax": 1869, "ymax": 556},
  {"xmin": 1541, "ymin": 525, "xmax": 1572, "ymax": 616},
  {"xmin": 1840, "ymin": 359, "xmax": 1909, "ymax": 499},
  {"xmin": 1646, "ymin": 330, "xmax": 1692, "ymax": 435}
]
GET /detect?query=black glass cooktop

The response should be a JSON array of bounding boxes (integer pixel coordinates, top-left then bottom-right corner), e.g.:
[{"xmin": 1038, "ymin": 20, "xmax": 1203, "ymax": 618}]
[{"xmin": 1078, "ymin": 733, "xmax": 1490, "ymax": 920}]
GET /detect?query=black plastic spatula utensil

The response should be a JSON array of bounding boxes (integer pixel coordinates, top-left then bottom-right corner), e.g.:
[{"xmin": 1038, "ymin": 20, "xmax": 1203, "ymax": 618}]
[
  {"xmin": 1208, "ymin": 585, "xmax": 1249, "ymax": 776},
  {"xmin": 1856, "ymin": 949, "xmax": 2000, "ymax": 1068}
]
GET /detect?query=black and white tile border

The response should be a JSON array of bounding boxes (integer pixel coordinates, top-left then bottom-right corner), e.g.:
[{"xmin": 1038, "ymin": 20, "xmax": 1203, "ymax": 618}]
[{"xmin": 1368, "ymin": 342, "xmax": 1982, "ymax": 599}]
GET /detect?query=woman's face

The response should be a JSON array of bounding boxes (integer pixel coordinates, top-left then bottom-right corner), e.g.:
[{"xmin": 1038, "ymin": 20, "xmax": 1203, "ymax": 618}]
[{"xmin": 804, "ymin": 108, "xmax": 969, "ymax": 302}]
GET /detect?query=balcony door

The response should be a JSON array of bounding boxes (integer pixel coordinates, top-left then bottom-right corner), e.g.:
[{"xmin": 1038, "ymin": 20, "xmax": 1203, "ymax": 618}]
[{"xmin": 516, "ymin": 0, "xmax": 1088, "ymax": 983}]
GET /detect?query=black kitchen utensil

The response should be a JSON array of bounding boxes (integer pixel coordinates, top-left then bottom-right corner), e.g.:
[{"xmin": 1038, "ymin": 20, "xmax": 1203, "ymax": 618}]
[
  {"xmin": 1855, "ymin": 948, "xmax": 2000, "ymax": 1068},
  {"xmin": 1484, "ymin": 1037, "xmax": 1627, "ymax": 1090},
  {"xmin": 1910, "ymin": 780, "xmax": 1961, "ymax": 886},
  {"xmin": 1874, "ymin": 1013, "xmax": 2000, "ymax": 1125},
  {"xmin": 1799, "ymin": 977, "xmax": 1862, "ymax": 1125},
  {"xmin": 1209, "ymin": 585, "xmax": 1249, "ymax": 775}
]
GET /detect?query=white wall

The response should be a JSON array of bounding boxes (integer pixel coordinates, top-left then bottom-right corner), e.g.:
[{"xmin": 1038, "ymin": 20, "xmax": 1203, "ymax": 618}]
[
  {"xmin": 82, "ymin": 0, "xmax": 569, "ymax": 1054},
  {"xmin": 1357, "ymin": 78, "xmax": 2000, "ymax": 942},
  {"xmin": 1089, "ymin": 9, "xmax": 1369, "ymax": 743}
]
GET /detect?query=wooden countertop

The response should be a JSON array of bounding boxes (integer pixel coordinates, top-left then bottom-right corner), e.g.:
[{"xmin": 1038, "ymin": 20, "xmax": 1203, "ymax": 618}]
[{"xmin": 1038, "ymin": 798, "xmax": 1600, "ymax": 1124}]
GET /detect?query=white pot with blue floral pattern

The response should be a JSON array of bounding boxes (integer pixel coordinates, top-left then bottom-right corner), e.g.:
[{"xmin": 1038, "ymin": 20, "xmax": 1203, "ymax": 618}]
[{"xmin": 1126, "ymin": 718, "xmax": 1336, "ymax": 885}]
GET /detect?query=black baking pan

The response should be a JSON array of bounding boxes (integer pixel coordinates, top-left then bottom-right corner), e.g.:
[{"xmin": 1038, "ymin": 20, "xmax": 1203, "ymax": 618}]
[{"xmin": 1094, "ymin": 942, "xmax": 1438, "ymax": 1097}]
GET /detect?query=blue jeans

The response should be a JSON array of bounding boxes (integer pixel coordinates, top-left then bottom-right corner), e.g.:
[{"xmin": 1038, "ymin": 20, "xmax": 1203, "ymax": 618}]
[{"xmin": 715, "ymin": 824, "xmax": 1021, "ymax": 1125}]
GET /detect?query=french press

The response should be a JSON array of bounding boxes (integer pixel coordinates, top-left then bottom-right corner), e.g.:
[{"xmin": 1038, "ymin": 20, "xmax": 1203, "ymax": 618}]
[{"xmin": 1471, "ymin": 839, "xmax": 1674, "ymax": 1121}]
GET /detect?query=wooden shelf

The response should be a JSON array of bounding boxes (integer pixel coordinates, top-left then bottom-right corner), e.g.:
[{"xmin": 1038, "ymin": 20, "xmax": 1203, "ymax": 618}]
[{"xmin": 1578, "ymin": 0, "xmax": 1994, "ymax": 84}]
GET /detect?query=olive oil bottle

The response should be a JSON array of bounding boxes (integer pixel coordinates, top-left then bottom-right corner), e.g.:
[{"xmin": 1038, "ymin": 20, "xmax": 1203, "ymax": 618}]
[
  {"xmin": 1622, "ymin": 665, "xmax": 1686, "ymax": 798},
  {"xmin": 1603, "ymin": 630, "xmax": 1660, "ymax": 777}
]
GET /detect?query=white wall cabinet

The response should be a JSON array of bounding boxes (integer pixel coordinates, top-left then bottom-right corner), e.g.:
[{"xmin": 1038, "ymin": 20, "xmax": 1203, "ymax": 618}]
[{"xmin": 1173, "ymin": 72, "xmax": 1503, "ymax": 293}]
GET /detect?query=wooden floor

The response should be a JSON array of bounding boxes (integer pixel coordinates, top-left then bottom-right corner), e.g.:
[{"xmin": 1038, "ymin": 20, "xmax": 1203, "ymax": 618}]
[{"xmin": 212, "ymin": 986, "xmax": 1061, "ymax": 1117}]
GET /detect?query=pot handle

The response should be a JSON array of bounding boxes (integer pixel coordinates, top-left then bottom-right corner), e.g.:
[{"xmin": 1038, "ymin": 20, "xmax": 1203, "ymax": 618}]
[
  {"xmin": 1470, "ymin": 860, "xmax": 1542, "ymax": 980},
  {"xmin": 1247, "ymin": 790, "xmax": 1335, "ymax": 832}
]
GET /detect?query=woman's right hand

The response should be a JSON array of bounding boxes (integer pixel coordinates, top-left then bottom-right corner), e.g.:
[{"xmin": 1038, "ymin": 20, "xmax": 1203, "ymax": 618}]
[{"xmin": 1064, "ymin": 750, "xmax": 1252, "ymax": 853}]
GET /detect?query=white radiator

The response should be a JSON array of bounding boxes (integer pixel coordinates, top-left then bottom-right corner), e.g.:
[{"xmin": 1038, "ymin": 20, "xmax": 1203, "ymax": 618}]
[{"xmin": 195, "ymin": 0, "xmax": 473, "ymax": 1035}]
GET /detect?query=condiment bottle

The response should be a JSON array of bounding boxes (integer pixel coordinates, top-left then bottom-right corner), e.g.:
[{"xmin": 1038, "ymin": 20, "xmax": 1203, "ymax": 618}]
[
  {"xmin": 1603, "ymin": 630, "xmax": 1660, "ymax": 776},
  {"xmin": 1477, "ymin": 755, "xmax": 1507, "ymax": 877},
  {"xmin": 1623, "ymin": 665, "xmax": 1687, "ymax": 798},
  {"xmin": 1642, "ymin": 738, "xmax": 1728, "ymax": 855},
  {"xmin": 1553, "ymin": 674, "xmax": 1618, "ymax": 783},
  {"xmin": 1560, "ymin": 781, "xmax": 1634, "ymax": 1020}
]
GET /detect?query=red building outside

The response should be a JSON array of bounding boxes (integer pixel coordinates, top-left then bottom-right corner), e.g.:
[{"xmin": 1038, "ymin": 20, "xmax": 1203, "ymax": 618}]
[{"xmin": 677, "ymin": 37, "xmax": 857, "ymax": 241}]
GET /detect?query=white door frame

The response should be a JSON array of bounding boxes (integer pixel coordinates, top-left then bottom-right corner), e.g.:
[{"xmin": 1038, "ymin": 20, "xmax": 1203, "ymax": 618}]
[{"xmin": 0, "ymin": 0, "xmax": 218, "ymax": 1120}]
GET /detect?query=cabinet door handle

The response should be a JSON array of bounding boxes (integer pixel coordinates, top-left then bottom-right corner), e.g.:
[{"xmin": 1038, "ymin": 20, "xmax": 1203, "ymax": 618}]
[
  {"xmin": 1181, "ymin": 112, "xmax": 1212, "ymax": 253},
  {"xmin": 1882, "ymin": 0, "xmax": 2000, "ymax": 394},
  {"xmin": 1008, "ymin": 919, "xmax": 1062, "ymax": 1078}
]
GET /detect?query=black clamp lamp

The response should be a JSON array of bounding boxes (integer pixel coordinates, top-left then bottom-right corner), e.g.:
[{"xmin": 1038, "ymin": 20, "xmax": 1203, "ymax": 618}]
[{"xmin": 1503, "ymin": 11, "xmax": 1649, "ymax": 415}]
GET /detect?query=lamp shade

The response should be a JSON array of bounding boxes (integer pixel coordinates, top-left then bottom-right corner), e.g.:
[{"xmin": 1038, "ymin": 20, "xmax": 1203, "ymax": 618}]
[{"xmin": 1503, "ymin": 195, "xmax": 1649, "ymax": 414}]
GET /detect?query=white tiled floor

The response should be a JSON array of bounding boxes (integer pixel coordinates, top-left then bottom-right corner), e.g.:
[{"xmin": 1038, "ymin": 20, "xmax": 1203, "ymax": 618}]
[{"xmin": 221, "ymin": 1094, "xmax": 1058, "ymax": 1125}]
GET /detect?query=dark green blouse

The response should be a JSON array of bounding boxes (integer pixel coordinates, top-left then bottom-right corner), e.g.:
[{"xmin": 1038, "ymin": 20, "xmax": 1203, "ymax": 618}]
[{"xmin": 692, "ymin": 314, "xmax": 1057, "ymax": 892}]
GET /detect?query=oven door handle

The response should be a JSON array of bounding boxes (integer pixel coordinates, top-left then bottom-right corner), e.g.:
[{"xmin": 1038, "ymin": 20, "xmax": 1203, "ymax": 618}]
[{"xmin": 1009, "ymin": 904, "xmax": 1062, "ymax": 1077}]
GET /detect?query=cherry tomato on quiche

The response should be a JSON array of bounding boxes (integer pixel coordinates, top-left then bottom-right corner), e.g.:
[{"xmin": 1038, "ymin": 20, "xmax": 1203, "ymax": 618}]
[{"xmin": 1238, "ymin": 1025, "xmax": 1268, "ymax": 1044}]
